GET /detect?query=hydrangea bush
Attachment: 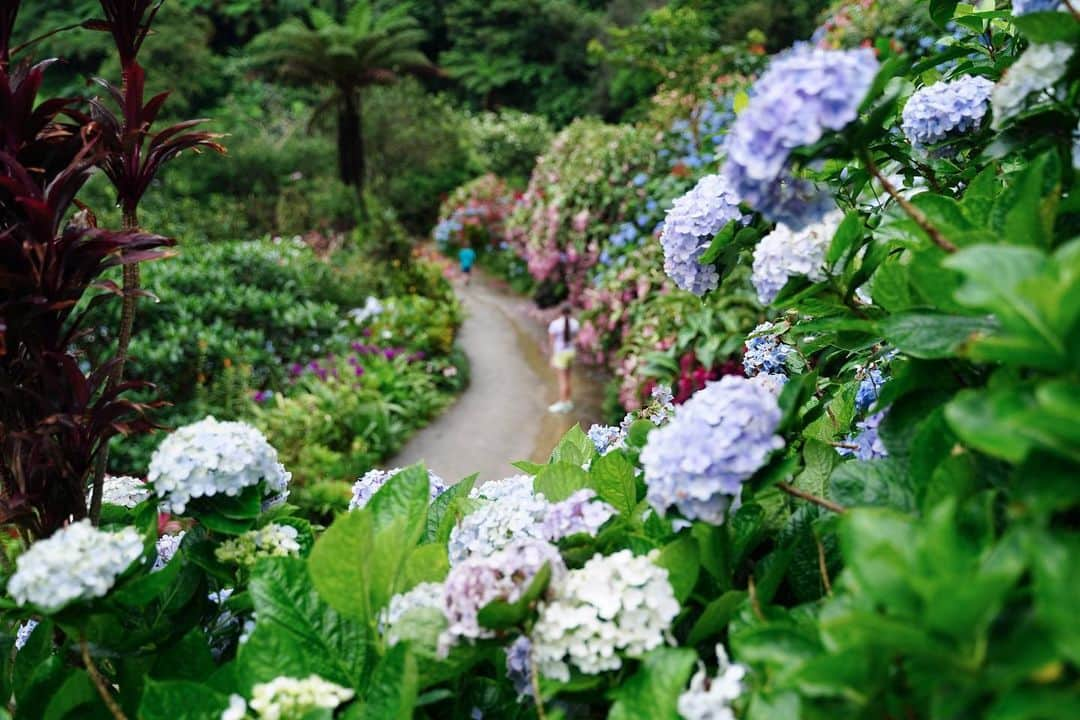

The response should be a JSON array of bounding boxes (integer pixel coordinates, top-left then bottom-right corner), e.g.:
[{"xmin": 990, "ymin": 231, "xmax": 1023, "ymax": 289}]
[{"xmin": 3, "ymin": 3, "xmax": 1080, "ymax": 720}]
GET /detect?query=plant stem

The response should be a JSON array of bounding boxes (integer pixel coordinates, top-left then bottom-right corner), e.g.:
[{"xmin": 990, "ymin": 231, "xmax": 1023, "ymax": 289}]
[
  {"xmin": 81, "ymin": 637, "xmax": 128, "ymax": 720},
  {"xmin": 89, "ymin": 208, "xmax": 140, "ymax": 524},
  {"xmin": 860, "ymin": 151, "xmax": 957, "ymax": 253},
  {"xmin": 777, "ymin": 481, "xmax": 847, "ymax": 514},
  {"xmin": 1063, "ymin": 0, "xmax": 1080, "ymax": 22},
  {"xmin": 815, "ymin": 534, "xmax": 833, "ymax": 596},
  {"xmin": 529, "ymin": 643, "xmax": 549, "ymax": 720}
]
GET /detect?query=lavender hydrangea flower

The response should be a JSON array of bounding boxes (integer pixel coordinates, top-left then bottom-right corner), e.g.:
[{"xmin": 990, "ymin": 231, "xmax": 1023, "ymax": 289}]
[
  {"xmin": 382, "ymin": 581, "xmax": 444, "ymax": 645},
  {"xmin": 659, "ymin": 174, "xmax": 743, "ymax": 295},
  {"xmin": 749, "ymin": 373, "xmax": 788, "ymax": 397},
  {"xmin": 742, "ymin": 322, "xmax": 794, "ymax": 376},
  {"xmin": 751, "ymin": 209, "xmax": 843, "ymax": 304},
  {"xmin": 839, "ymin": 410, "xmax": 889, "ymax": 460},
  {"xmin": 506, "ymin": 636, "xmax": 533, "ymax": 698},
  {"xmin": 901, "ymin": 76, "xmax": 994, "ymax": 149},
  {"xmin": 348, "ymin": 467, "xmax": 447, "ymax": 511},
  {"xmin": 440, "ymin": 540, "xmax": 565, "ymax": 654},
  {"xmin": 991, "ymin": 43, "xmax": 1074, "ymax": 130},
  {"xmin": 641, "ymin": 376, "xmax": 784, "ymax": 524},
  {"xmin": 448, "ymin": 475, "xmax": 550, "ymax": 564},
  {"xmin": 1011, "ymin": 0, "xmax": 1065, "ymax": 14},
  {"xmin": 724, "ymin": 45, "xmax": 878, "ymax": 227},
  {"xmin": 543, "ymin": 489, "xmax": 616, "ymax": 541}
]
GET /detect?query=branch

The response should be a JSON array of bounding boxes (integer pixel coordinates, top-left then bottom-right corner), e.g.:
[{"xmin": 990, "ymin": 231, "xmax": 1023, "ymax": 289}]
[
  {"xmin": 1062, "ymin": 0, "xmax": 1080, "ymax": 23},
  {"xmin": 777, "ymin": 481, "xmax": 847, "ymax": 514},
  {"xmin": 81, "ymin": 637, "xmax": 129, "ymax": 720},
  {"xmin": 815, "ymin": 534, "xmax": 833, "ymax": 596},
  {"xmin": 529, "ymin": 643, "xmax": 549, "ymax": 720},
  {"xmin": 861, "ymin": 151, "xmax": 957, "ymax": 253}
]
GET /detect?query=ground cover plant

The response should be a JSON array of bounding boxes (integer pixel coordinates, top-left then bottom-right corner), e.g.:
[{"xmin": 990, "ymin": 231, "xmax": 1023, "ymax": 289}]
[{"xmin": 2, "ymin": 2, "xmax": 1080, "ymax": 720}]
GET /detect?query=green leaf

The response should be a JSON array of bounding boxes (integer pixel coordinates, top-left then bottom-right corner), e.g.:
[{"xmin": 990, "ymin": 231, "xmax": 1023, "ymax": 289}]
[
  {"xmin": 368, "ymin": 464, "xmax": 430, "ymax": 542},
  {"xmin": 655, "ymin": 536, "xmax": 700, "ymax": 603},
  {"xmin": 533, "ymin": 462, "xmax": 589, "ymax": 502},
  {"xmin": 588, "ymin": 450, "xmax": 638, "ymax": 516},
  {"xmin": 139, "ymin": 680, "xmax": 230, "ymax": 720},
  {"xmin": 879, "ymin": 312, "xmax": 996, "ymax": 359},
  {"xmin": 403, "ymin": 543, "xmax": 449, "ymax": 587},
  {"xmin": 424, "ymin": 474, "xmax": 476, "ymax": 545},
  {"xmin": 549, "ymin": 425, "xmax": 596, "ymax": 466},
  {"xmin": 607, "ymin": 647, "xmax": 697, "ymax": 720},
  {"xmin": 826, "ymin": 211, "xmax": 864, "ymax": 266},
  {"xmin": 511, "ymin": 461, "xmax": 545, "ymax": 475},
  {"xmin": 838, "ymin": 508, "xmax": 918, "ymax": 613},
  {"xmin": 243, "ymin": 558, "xmax": 371, "ymax": 690},
  {"xmin": 699, "ymin": 219, "xmax": 737, "ymax": 265},
  {"xmin": 43, "ymin": 670, "xmax": 100, "ymax": 720},
  {"xmin": 929, "ymin": 0, "xmax": 959, "ymax": 28},
  {"xmin": 1030, "ymin": 530, "xmax": 1080, "ymax": 665},
  {"xmin": 688, "ymin": 591, "xmax": 747, "ymax": 646},
  {"xmin": 1011, "ymin": 12, "xmax": 1080, "ymax": 44},
  {"xmin": 309, "ymin": 509, "xmax": 376, "ymax": 622},
  {"xmin": 353, "ymin": 644, "xmax": 418, "ymax": 720},
  {"xmin": 829, "ymin": 458, "xmax": 914, "ymax": 512}
]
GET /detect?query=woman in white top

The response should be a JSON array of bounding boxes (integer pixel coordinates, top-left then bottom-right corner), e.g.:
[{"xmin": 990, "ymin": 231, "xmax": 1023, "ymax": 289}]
[{"xmin": 547, "ymin": 304, "xmax": 579, "ymax": 414}]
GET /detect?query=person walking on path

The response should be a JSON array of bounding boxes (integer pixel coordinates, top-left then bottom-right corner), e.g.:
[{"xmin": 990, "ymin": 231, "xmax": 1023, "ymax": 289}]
[
  {"xmin": 458, "ymin": 243, "xmax": 477, "ymax": 285},
  {"xmin": 547, "ymin": 304, "xmax": 579, "ymax": 414}
]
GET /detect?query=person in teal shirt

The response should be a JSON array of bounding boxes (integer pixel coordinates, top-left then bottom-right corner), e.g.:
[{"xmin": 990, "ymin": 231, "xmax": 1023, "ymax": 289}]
[{"xmin": 458, "ymin": 244, "xmax": 477, "ymax": 285}]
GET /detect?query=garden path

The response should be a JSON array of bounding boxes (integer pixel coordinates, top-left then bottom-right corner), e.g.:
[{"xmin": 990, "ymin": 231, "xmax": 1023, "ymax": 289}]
[{"xmin": 391, "ymin": 271, "xmax": 604, "ymax": 484}]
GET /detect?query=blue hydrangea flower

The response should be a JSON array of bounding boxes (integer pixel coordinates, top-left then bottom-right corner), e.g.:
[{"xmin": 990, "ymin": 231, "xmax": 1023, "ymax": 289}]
[
  {"xmin": 901, "ymin": 76, "xmax": 994, "ymax": 149},
  {"xmin": 839, "ymin": 410, "xmax": 888, "ymax": 460},
  {"xmin": 854, "ymin": 367, "xmax": 885, "ymax": 414},
  {"xmin": 751, "ymin": 210, "xmax": 843, "ymax": 304},
  {"xmin": 723, "ymin": 45, "xmax": 878, "ymax": 227},
  {"xmin": 743, "ymin": 323, "xmax": 793, "ymax": 376},
  {"xmin": 659, "ymin": 173, "xmax": 743, "ymax": 295},
  {"xmin": 587, "ymin": 423, "xmax": 624, "ymax": 455},
  {"xmin": 1011, "ymin": 0, "xmax": 1065, "ymax": 14},
  {"xmin": 641, "ymin": 376, "xmax": 785, "ymax": 524},
  {"xmin": 506, "ymin": 636, "xmax": 533, "ymax": 698}
]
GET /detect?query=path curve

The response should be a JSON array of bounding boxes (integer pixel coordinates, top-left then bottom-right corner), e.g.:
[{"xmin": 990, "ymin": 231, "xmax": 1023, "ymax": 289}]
[{"xmin": 391, "ymin": 272, "xmax": 602, "ymax": 484}]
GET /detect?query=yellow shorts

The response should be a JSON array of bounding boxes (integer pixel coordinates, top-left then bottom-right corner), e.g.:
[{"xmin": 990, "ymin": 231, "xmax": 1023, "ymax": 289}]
[{"xmin": 551, "ymin": 349, "xmax": 576, "ymax": 370}]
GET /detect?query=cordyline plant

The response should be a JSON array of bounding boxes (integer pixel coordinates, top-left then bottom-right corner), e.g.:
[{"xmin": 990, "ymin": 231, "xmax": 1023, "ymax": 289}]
[
  {"xmin": 0, "ymin": 0, "xmax": 221, "ymax": 538},
  {"xmin": 83, "ymin": 0, "xmax": 224, "ymax": 522}
]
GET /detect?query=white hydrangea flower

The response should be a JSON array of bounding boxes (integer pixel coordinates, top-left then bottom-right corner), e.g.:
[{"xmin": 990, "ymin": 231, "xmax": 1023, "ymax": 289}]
[
  {"xmin": 751, "ymin": 209, "xmax": 843, "ymax": 304},
  {"xmin": 381, "ymin": 581, "xmax": 444, "ymax": 645},
  {"xmin": 227, "ymin": 675, "xmax": 355, "ymax": 720},
  {"xmin": 153, "ymin": 531, "xmax": 186, "ymax": 572},
  {"xmin": 991, "ymin": 43, "xmax": 1074, "ymax": 130},
  {"xmin": 531, "ymin": 550, "xmax": 679, "ymax": 681},
  {"xmin": 448, "ymin": 476, "xmax": 549, "ymax": 565},
  {"xmin": 7, "ymin": 520, "xmax": 144, "ymax": 613},
  {"xmin": 90, "ymin": 475, "xmax": 152, "ymax": 509},
  {"xmin": 149, "ymin": 417, "xmax": 291, "ymax": 515},
  {"xmin": 348, "ymin": 467, "xmax": 447, "ymax": 511},
  {"xmin": 215, "ymin": 523, "xmax": 301, "ymax": 568},
  {"xmin": 677, "ymin": 644, "xmax": 748, "ymax": 720}
]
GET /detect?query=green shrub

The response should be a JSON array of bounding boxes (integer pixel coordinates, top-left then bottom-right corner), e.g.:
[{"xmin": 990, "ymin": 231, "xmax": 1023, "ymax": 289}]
[{"xmin": 463, "ymin": 110, "xmax": 553, "ymax": 186}]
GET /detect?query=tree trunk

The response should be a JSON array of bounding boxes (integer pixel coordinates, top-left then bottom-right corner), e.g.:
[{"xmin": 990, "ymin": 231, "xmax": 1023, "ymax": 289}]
[{"xmin": 337, "ymin": 91, "xmax": 365, "ymax": 190}]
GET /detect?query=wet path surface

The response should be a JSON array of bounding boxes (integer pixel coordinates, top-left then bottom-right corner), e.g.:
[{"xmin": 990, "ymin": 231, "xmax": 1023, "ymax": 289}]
[{"xmin": 390, "ymin": 272, "xmax": 604, "ymax": 484}]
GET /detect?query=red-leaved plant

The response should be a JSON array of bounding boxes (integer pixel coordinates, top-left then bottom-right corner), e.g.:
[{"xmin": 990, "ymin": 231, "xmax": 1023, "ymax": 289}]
[{"xmin": 0, "ymin": 0, "xmax": 221, "ymax": 537}]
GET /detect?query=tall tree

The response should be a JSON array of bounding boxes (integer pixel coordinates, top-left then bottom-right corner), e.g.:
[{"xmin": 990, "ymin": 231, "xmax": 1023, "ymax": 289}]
[{"xmin": 249, "ymin": 1, "xmax": 435, "ymax": 188}]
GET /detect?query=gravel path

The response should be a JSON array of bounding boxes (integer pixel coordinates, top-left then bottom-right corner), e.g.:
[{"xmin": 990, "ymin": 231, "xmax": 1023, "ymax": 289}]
[{"xmin": 390, "ymin": 271, "xmax": 603, "ymax": 484}]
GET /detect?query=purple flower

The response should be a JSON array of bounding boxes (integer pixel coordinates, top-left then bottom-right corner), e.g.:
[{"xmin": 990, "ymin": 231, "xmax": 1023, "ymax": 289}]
[
  {"xmin": 839, "ymin": 409, "xmax": 888, "ymax": 460},
  {"xmin": 723, "ymin": 45, "xmax": 878, "ymax": 227},
  {"xmin": 288, "ymin": 362, "xmax": 303, "ymax": 377},
  {"xmin": 901, "ymin": 76, "xmax": 994, "ymax": 149},
  {"xmin": 542, "ymin": 489, "xmax": 616, "ymax": 541},
  {"xmin": 506, "ymin": 636, "xmax": 533, "ymax": 698},
  {"xmin": 354, "ymin": 365, "xmax": 365, "ymax": 377},
  {"xmin": 659, "ymin": 173, "xmax": 743, "ymax": 295},
  {"xmin": 439, "ymin": 540, "xmax": 565, "ymax": 654},
  {"xmin": 1012, "ymin": 0, "xmax": 1065, "ymax": 14},
  {"xmin": 252, "ymin": 390, "xmax": 273, "ymax": 404},
  {"xmin": 641, "ymin": 376, "xmax": 784, "ymax": 524}
]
